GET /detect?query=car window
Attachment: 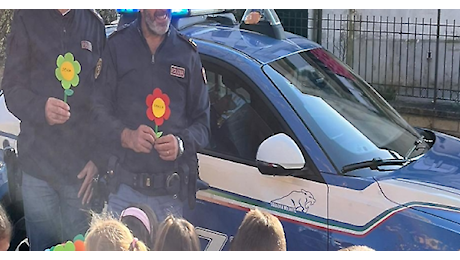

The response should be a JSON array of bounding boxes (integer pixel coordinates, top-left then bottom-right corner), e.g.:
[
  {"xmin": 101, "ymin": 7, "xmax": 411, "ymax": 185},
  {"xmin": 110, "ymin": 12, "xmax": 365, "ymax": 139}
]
[
  {"xmin": 264, "ymin": 48, "xmax": 422, "ymax": 173},
  {"xmin": 203, "ymin": 61, "xmax": 279, "ymax": 163}
]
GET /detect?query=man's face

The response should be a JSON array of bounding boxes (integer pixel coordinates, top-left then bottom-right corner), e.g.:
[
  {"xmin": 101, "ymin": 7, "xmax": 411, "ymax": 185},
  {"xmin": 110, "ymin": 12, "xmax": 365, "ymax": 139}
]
[{"xmin": 141, "ymin": 9, "xmax": 171, "ymax": 36}]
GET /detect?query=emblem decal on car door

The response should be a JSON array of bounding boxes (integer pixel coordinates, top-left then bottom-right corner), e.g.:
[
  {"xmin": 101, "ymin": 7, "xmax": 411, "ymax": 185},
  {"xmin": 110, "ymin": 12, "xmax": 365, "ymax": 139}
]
[{"xmin": 270, "ymin": 189, "xmax": 316, "ymax": 213}]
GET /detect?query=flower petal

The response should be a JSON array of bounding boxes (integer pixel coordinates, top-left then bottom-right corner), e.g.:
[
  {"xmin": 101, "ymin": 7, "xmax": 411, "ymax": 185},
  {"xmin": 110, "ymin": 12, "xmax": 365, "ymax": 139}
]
[
  {"xmin": 73, "ymin": 60, "xmax": 81, "ymax": 74},
  {"xmin": 146, "ymin": 108, "xmax": 155, "ymax": 121},
  {"xmin": 155, "ymin": 117, "xmax": 164, "ymax": 126},
  {"xmin": 56, "ymin": 55, "xmax": 65, "ymax": 67},
  {"xmin": 64, "ymin": 52, "xmax": 74, "ymax": 61},
  {"xmin": 55, "ymin": 68, "xmax": 63, "ymax": 81},
  {"xmin": 162, "ymin": 93, "xmax": 170, "ymax": 106},
  {"xmin": 62, "ymin": 81, "xmax": 71, "ymax": 90},
  {"xmin": 164, "ymin": 107, "xmax": 171, "ymax": 120},
  {"xmin": 71, "ymin": 75, "xmax": 79, "ymax": 87},
  {"xmin": 153, "ymin": 88, "xmax": 162, "ymax": 97},
  {"xmin": 146, "ymin": 94, "xmax": 154, "ymax": 107}
]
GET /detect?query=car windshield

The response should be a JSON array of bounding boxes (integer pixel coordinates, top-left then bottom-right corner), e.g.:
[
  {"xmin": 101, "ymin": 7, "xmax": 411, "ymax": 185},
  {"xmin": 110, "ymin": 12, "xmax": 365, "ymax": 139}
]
[{"xmin": 264, "ymin": 48, "xmax": 422, "ymax": 173}]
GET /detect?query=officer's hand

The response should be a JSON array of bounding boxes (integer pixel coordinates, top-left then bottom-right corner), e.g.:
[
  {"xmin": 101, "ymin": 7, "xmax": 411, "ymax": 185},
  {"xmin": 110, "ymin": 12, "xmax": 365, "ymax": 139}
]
[
  {"xmin": 244, "ymin": 11, "xmax": 262, "ymax": 25},
  {"xmin": 121, "ymin": 125, "xmax": 156, "ymax": 153},
  {"xmin": 154, "ymin": 134, "xmax": 179, "ymax": 161},
  {"xmin": 77, "ymin": 160, "xmax": 98, "ymax": 205},
  {"xmin": 45, "ymin": 97, "xmax": 71, "ymax": 125}
]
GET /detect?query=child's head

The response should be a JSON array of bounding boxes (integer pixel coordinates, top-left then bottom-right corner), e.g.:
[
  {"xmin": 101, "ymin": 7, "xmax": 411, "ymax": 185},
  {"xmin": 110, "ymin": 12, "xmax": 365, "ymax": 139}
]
[
  {"xmin": 85, "ymin": 214, "xmax": 147, "ymax": 251},
  {"xmin": 153, "ymin": 215, "xmax": 201, "ymax": 251},
  {"xmin": 230, "ymin": 209, "xmax": 286, "ymax": 251},
  {"xmin": 0, "ymin": 204, "xmax": 11, "ymax": 251},
  {"xmin": 119, "ymin": 204, "xmax": 158, "ymax": 249},
  {"xmin": 339, "ymin": 245, "xmax": 375, "ymax": 251}
]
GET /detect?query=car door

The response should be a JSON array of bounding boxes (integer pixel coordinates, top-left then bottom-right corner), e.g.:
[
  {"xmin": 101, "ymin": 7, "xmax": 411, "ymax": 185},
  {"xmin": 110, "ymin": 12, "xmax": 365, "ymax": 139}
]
[{"xmin": 183, "ymin": 55, "xmax": 330, "ymax": 251}]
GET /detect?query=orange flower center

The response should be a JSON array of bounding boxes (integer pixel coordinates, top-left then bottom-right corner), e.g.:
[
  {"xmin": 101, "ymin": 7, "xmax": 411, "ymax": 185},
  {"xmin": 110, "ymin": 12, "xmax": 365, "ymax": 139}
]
[
  {"xmin": 152, "ymin": 98, "xmax": 166, "ymax": 118},
  {"xmin": 61, "ymin": 61, "xmax": 75, "ymax": 81}
]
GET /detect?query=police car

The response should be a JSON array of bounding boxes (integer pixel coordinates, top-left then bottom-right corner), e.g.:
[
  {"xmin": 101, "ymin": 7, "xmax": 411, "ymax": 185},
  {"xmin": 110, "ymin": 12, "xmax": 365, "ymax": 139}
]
[
  {"xmin": 2, "ymin": 9, "xmax": 460, "ymax": 251},
  {"xmin": 171, "ymin": 9, "xmax": 460, "ymax": 251}
]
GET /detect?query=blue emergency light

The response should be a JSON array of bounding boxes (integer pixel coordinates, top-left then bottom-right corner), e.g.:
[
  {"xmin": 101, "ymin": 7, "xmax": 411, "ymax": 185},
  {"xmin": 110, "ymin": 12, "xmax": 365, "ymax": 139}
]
[
  {"xmin": 116, "ymin": 9, "xmax": 227, "ymax": 17},
  {"xmin": 171, "ymin": 9, "xmax": 190, "ymax": 17},
  {"xmin": 116, "ymin": 9, "xmax": 187, "ymax": 16},
  {"xmin": 116, "ymin": 9, "xmax": 139, "ymax": 14}
]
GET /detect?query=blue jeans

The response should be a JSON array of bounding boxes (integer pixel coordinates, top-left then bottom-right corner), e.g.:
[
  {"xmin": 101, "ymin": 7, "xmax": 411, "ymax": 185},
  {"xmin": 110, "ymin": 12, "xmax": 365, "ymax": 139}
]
[
  {"xmin": 21, "ymin": 173, "xmax": 89, "ymax": 251},
  {"xmin": 107, "ymin": 184, "xmax": 183, "ymax": 223}
]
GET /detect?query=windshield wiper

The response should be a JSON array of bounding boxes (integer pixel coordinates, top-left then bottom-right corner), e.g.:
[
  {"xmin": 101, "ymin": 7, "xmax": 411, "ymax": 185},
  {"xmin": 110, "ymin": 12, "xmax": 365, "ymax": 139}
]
[
  {"xmin": 341, "ymin": 157, "xmax": 408, "ymax": 174},
  {"xmin": 404, "ymin": 136, "xmax": 428, "ymax": 160}
]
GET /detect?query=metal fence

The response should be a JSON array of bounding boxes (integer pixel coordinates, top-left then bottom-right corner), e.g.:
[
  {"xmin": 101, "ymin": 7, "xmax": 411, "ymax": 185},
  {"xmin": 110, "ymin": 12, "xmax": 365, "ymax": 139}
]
[{"xmin": 277, "ymin": 10, "xmax": 460, "ymax": 103}]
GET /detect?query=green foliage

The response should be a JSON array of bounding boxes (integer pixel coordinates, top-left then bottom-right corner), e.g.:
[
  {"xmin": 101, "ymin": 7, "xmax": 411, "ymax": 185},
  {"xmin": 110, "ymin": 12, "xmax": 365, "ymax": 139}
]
[
  {"xmin": 0, "ymin": 9, "xmax": 13, "ymax": 62},
  {"xmin": 96, "ymin": 9, "xmax": 118, "ymax": 24}
]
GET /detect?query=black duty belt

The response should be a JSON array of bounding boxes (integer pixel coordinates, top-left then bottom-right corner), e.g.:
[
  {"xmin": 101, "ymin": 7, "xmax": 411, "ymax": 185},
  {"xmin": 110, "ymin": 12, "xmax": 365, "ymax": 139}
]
[{"xmin": 107, "ymin": 157, "xmax": 181, "ymax": 197}]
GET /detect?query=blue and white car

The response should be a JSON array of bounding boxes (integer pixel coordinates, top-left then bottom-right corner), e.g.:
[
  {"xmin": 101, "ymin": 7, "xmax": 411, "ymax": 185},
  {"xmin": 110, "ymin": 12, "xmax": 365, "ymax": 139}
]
[{"xmin": 2, "ymin": 9, "xmax": 460, "ymax": 251}]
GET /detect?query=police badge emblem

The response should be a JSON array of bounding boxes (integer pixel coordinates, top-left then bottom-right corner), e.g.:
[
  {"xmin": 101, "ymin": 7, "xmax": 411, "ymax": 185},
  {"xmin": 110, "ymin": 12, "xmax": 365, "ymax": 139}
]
[{"xmin": 95, "ymin": 58, "xmax": 102, "ymax": 79}]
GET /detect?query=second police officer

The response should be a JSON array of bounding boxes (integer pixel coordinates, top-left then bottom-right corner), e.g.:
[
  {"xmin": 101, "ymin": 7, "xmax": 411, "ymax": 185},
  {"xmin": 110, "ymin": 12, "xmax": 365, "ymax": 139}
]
[{"xmin": 91, "ymin": 9, "xmax": 210, "ymax": 221}]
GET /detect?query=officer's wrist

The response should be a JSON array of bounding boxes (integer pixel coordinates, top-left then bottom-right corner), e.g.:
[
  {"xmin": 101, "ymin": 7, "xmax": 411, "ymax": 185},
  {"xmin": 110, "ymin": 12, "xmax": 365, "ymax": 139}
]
[{"xmin": 121, "ymin": 128, "xmax": 133, "ymax": 149}]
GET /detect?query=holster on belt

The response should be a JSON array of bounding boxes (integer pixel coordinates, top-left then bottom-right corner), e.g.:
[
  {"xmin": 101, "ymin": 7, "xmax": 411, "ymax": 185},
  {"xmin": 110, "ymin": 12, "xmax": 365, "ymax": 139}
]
[
  {"xmin": 105, "ymin": 155, "xmax": 182, "ymax": 197},
  {"xmin": 177, "ymin": 153, "xmax": 199, "ymax": 210},
  {"xmin": 178, "ymin": 153, "xmax": 209, "ymax": 210},
  {"xmin": 89, "ymin": 156, "xmax": 117, "ymax": 213}
]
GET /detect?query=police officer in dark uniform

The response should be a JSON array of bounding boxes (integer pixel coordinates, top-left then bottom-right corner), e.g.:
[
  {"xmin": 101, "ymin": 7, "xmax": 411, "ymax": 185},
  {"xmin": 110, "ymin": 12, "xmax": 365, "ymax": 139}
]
[
  {"xmin": 1, "ymin": 9, "xmax": 106, "ymax": 250},
  {"xmin": 91, "ymin": 9, "xmax": 210, "ymax": 222}
]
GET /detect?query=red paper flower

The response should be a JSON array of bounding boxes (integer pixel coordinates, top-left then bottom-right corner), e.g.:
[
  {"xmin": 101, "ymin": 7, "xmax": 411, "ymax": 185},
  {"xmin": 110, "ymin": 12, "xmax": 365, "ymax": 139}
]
[{"xmin": 146, "ymin": 88, "xmax": 171, "ymax": 126}]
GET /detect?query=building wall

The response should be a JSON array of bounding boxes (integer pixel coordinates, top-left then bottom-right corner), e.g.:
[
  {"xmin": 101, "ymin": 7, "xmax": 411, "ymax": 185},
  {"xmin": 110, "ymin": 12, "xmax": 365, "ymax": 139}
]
[{"xmin": 314, "ymin": 9, "xmax": 460, "ymax": 102}]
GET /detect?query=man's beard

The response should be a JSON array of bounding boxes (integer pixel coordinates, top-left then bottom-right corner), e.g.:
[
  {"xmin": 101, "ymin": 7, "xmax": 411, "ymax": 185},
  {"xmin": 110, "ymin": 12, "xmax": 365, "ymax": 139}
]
[{"xmin": 145, "ymin": 13, "xmax": 170, "ymax": 36}]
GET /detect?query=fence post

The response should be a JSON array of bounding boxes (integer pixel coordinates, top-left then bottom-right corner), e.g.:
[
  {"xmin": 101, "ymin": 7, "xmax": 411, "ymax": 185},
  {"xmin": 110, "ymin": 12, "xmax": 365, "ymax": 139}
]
[
  {"xmin": 346, "ymin": 9, "xmax": 356, "ymax": 67},
  {"xmin": 312, "ymin": 9, "xmax": 323, "ymax": 44},
  {"xmin": 434, "ymin": 9, "xmax": 441, "ymax": 104}
]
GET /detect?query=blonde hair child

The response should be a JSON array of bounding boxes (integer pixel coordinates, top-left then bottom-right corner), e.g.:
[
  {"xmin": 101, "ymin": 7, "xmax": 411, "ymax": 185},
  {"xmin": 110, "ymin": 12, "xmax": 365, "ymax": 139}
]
[{"xmin": 85, "ymin": 214, "xmax": 147, "ymax": 251}]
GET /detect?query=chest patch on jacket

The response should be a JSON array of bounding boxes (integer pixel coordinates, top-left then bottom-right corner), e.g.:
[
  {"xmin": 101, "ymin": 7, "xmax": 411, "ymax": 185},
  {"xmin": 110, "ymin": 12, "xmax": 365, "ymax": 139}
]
[
  {"xmin": 81, "ymin": 40, "xmax": 93, "ymax": 52},
  {"xmin": 170, "ymin": 65, "xmax": 185, "ymax": 78}
]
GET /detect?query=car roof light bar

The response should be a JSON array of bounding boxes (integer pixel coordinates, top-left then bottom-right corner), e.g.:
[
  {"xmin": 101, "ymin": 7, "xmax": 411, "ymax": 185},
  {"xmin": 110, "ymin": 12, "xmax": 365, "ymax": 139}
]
[
  {"xmin": 116, "ymin": 9, "xmax": 139, "ymax": 14},
  {"xmin": 116, "ymin": 9, "xmax": 227, "ymax": 17}
]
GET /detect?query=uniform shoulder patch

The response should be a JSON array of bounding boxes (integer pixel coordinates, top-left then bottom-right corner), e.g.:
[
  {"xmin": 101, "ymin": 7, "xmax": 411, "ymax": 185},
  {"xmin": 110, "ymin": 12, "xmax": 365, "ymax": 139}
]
[
  {"xmin": 87, "ymin": 9, "xmax": 104, "ymax": 25},
  {"xmin": 177, "ymin": 33, "xmax": 197, "ymax": 52}
]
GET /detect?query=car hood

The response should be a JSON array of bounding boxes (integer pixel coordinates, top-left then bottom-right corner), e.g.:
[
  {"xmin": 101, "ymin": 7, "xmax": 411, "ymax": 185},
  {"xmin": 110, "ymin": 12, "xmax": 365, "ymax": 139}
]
[
  {"xmin": 388, "ymin": 131, "xmax": 460, "ymax": 192},
  {"xmin": 376, "ymin": 131, "xmax": 460, "ymax": 223}
]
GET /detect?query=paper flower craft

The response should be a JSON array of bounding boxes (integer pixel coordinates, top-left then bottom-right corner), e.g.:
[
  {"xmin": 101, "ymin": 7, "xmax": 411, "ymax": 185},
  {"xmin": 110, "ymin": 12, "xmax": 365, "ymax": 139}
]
[
  {"xmin": 146, "ymin": 88, "xmax": 171, "ymax": 138},
  {"xmin": 55, "ymin": 52, "xmax": 81, "ymax": 103},
  {"xmin": 45, "ymin": 234, "xmax": 86, "ymax": 251}
]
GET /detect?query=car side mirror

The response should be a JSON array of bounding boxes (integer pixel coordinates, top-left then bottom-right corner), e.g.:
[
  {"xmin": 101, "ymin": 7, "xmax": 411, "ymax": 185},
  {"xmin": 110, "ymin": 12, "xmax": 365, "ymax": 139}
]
[{"xmin": 256, "ymin": 133, "xmax": 305, "ymax": 176}]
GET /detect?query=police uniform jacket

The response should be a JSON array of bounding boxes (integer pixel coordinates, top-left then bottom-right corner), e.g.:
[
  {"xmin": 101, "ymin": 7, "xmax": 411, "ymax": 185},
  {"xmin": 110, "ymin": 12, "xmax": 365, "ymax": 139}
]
[
  {"xmin": 92, "ymin": 18, "xmax": 210, "ymax": 175},
  {"xmin": 1, "ymin": 10, "xmax": 106, "ymax": 185}
]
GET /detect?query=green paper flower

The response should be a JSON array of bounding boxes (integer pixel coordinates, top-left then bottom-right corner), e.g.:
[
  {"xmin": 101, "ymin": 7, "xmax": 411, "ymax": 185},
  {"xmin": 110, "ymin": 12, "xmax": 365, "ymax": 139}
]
[
  {"xmin": 55, "ymin": 52, "xmax": 81, "ymax": 90},
  {"xmin": 55, "ymin": 52, "xmax": 81, "ymax": 103}
]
